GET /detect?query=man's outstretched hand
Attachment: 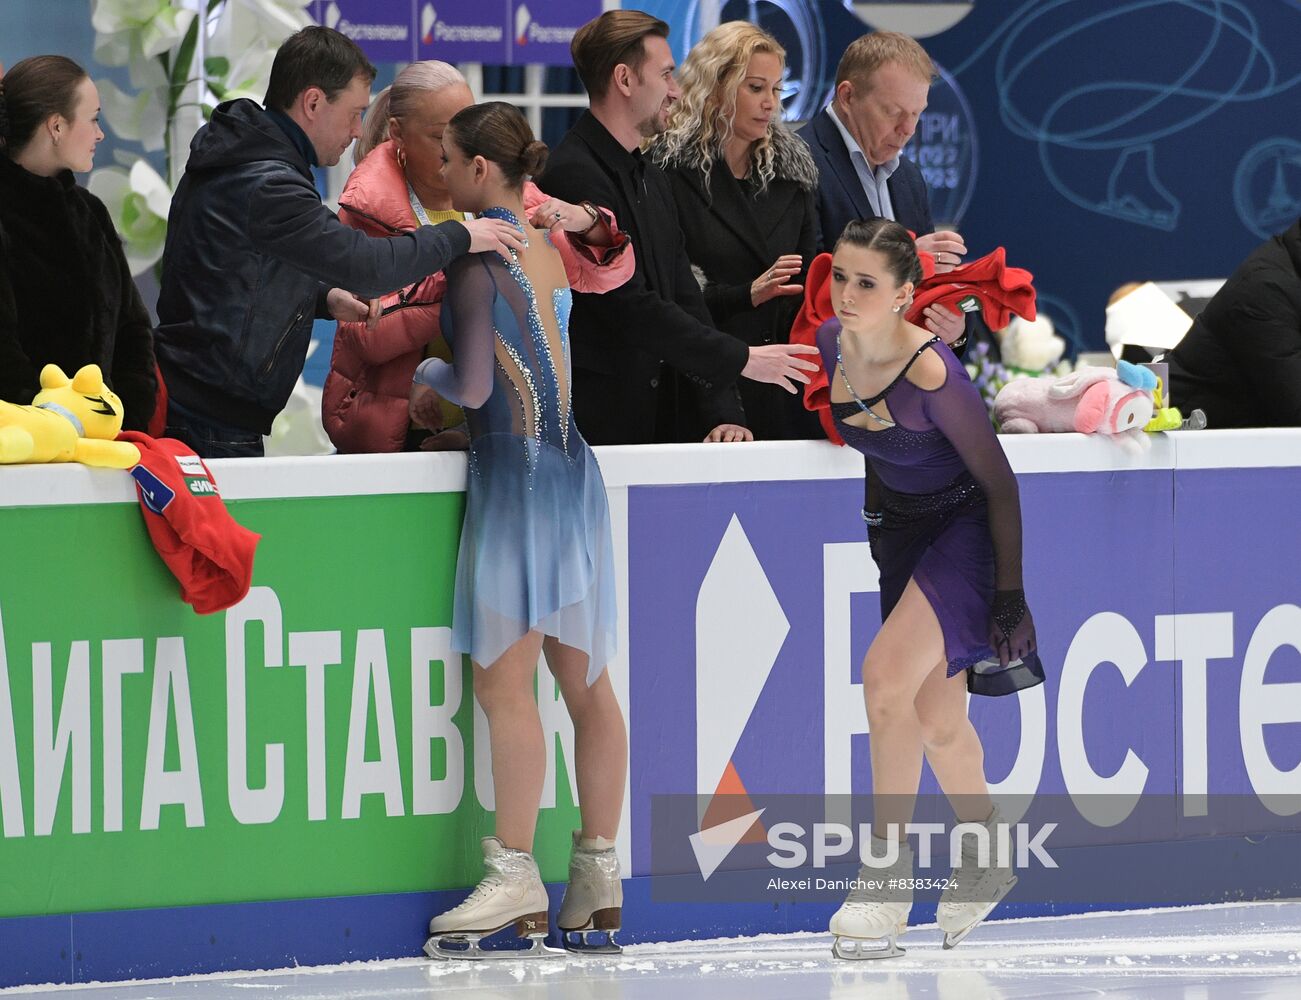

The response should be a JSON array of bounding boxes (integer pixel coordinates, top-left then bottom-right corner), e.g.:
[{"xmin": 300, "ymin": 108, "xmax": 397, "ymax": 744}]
[{"xmin": 741, "ymin": 343, "xmax": 821, "ymax": 393}]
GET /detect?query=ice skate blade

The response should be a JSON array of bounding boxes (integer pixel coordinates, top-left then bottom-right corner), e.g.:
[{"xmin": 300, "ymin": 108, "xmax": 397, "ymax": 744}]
[
  {"xmin": 424, "ymin": 933, "xmax": 564, "ymax": 961},
  {"xmin": 425, "ymin": 911, "xmax": 562, "ymax": 961},
  {"xmin": 941, "ymin": 875, "xmax": 1017, "ymax": 950},
  {"xmin": 832, "ymin": 934, "xmax": 905, "ymax": 961},
  {"xmin": 561, "ymin": 929, "xmax": 622, "ymax": 955}
]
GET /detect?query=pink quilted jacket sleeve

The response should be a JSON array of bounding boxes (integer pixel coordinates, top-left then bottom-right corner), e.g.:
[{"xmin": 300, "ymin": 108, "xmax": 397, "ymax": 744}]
[
  {"xmin": 523, "ymin": 181, "xmax": 634, "ymax": 294},
  {"xmin": 336, "ymin": 201, "xmax": 445, "ymax": 366}
]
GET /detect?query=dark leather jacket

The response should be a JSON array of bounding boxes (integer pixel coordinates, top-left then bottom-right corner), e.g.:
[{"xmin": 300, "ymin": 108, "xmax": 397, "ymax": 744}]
[{"xmin": 156, "ymin": 99, "xmax": 471, "ymax": 433}]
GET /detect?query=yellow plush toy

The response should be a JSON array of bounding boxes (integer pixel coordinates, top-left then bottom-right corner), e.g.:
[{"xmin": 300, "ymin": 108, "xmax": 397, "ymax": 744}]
[{"xmin": 0, "ymin": 364, "xmax": 141, "ymax": 468}]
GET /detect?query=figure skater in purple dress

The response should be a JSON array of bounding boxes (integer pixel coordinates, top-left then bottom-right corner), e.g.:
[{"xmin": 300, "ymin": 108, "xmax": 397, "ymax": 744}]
[{"xmin": 816, "ymin": 219, "xmax": 1043, "ymax": 959}]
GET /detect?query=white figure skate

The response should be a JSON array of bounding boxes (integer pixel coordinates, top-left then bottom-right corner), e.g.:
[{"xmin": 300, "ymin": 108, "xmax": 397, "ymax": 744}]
[
  {"xmin": 829, "ymin": 835, "xmax": 914, "ymax": 960},
  {"xmin": 556, "ymin": 831, "xmax": 623, "ymax": 954},
  {"xmin": 424, "ymin": 837, "xmax": 561, "ymax": 960},
  {"xmin": 937, "ymin": 807, "xmax": 1018, "ymax": 949}
]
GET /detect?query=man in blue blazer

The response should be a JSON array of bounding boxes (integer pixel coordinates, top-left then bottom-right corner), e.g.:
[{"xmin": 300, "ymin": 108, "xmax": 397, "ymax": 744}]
[{"xmin": 798, "ymin": 31, "xmax": 967, "ymax": 345}]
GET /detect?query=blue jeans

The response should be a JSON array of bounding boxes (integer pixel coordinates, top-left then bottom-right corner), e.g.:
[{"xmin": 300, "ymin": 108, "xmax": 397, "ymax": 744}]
[{"xmin": 164, "ymin": 401, "xmax": 264, "ymax": 459}]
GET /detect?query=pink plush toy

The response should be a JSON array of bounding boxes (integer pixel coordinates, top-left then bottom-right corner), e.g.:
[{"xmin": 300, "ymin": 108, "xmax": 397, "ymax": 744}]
[{"xmin": 993, "ymin": 365, "xmax": 1155, "ymax": 451}]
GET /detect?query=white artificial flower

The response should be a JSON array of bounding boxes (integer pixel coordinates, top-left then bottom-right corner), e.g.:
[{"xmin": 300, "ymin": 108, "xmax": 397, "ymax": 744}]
[
  {"xmin": 208, "ymin": 0, "xmax": 312, "ymax": 61},
  {"xmin": 93, "ymin": 26, "xmax": 133, "ymax": 69},
  {"xmin": 88, "ymin": 159, "xmax": 174, "ymax": 276},
  {"xmin": 216, "ymin": 47, "xmax": 278, "ymax": 103},
  {"xmin": 92, "ymin": 0, "xmax": 197, "ymax": 62},
  {"xmin": 97, "ymin": 77, "xmax": 168, "ymax": 152},
  {"xmin": 236, "ymin": 0, "xmax": 314, "ymax": 38}
]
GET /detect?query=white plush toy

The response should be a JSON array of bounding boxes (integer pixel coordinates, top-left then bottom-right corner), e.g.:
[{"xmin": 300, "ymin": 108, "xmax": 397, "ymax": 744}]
[{"xmin": 999, "ymin": 313, "xmax": 1067, "ymax": 372}]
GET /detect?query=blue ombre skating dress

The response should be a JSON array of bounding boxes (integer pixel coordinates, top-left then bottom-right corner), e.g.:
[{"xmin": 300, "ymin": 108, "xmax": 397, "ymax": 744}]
[{"xmin": 416, "ymin": 208, "xmax": 616, "ymax": 683}]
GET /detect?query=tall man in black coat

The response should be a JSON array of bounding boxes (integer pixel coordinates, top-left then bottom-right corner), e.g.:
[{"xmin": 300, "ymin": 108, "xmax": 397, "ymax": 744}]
[
  {"xmin": 155, "ymin": 27, "xmax": 523, "ymax": 458},
  {"xmin": 537, "ymin": 10, "xmax": 818, "ymax": 445},
  {"xmin": 798, "ymin": 31, "xmax": 968, "ymax": 347}
]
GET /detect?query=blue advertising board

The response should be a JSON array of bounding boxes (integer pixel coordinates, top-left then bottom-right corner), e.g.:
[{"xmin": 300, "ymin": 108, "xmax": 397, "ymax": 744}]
[
  {"xmin": 312, "ymin": 0, "xmax": 602, "ymax": 65},
  {"xmin": 316, "ymin": 0, "xmax": 417, "ymax": 63}
]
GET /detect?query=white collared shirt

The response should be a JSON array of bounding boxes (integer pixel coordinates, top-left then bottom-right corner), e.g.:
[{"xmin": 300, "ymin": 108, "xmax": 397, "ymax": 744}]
[{"xmin": 828, "ymin": 104, "xmax": 900, "ymax": 221}]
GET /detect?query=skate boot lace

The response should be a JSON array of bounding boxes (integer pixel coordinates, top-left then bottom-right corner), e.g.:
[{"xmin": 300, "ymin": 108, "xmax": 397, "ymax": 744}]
[
  {"xmin": 843, "ymin": 854, "xmax": 913, "ymax": 908},
  {"xmin": 442, "ymin": 872, "xmax": 504, "ymax": 914},
  {"xmin": 947, "ymin": 845, "xmax": 1010, "ymax": 903},
  {"xmin": 442, "ymin": 845, "xmax": 541, "ymax": 916}
]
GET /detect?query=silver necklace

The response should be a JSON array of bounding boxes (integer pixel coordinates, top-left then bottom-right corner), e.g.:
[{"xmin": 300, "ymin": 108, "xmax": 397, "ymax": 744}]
[{"xmin": 835, "ymin": 331, "xmax": 896, "ymax": 428}]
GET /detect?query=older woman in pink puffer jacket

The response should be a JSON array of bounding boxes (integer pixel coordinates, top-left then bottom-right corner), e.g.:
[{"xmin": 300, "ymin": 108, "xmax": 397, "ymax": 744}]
[{"xmin": 323, "ymin": 62, "xmax": 632, "ymax": 453}]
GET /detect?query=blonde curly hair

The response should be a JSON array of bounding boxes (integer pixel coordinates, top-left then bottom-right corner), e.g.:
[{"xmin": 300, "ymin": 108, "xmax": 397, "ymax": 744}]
[{"xmin": 656, "ymin": 21, "xmax": 786, "ymax": 193}]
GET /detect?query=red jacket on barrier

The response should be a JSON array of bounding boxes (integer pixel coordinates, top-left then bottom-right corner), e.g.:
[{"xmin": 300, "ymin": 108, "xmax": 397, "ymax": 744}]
[
  {"xmin": 120, "ymin": 432, "xmax": 260, "ymax": 614},
  {"xmin": 322, "ymin": 140, "xmax": 635, "ymax": 453}
]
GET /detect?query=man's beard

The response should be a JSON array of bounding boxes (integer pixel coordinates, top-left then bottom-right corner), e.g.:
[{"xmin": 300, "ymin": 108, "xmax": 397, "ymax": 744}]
[{"xmin": 636, "ymin": 107, "xmax": 667, "ymax": 139}]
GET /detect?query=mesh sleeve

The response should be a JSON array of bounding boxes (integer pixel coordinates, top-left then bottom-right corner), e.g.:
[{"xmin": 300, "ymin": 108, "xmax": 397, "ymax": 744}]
[
  {"xmin": 923, "ymin": 359, "xmax": 1024, "ymax": 590},
  {"xmin": 413, "ymin": 255, "xmax": 498, "ymax": 410}
]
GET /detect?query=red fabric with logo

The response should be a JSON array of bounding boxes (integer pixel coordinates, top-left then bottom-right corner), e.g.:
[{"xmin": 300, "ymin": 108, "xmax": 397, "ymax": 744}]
[
  {"xmin": 119, "ymin": 432, "xmax": 260, "ymax": 614},
  {"xmin": 792, "ymin": 244, "xmax": 1037, "ymax": 445},
  {"xmin": 909, "ymin": 246, "xmax": 1037, "ymax": 333}
]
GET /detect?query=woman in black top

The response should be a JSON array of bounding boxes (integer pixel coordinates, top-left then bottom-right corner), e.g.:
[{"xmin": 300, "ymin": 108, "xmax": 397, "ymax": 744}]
[
  {"xmin": 651, "ymin": 21, "xmax": 822, "ymax": 441},
  {"xmin": 0, "ymin": 56, "xmax": 156, "ymax": 429}
]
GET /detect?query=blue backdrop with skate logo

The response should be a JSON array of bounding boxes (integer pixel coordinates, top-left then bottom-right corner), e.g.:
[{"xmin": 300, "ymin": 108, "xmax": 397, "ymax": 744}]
[
  {"xmin": 639, "ymin": 0, "xmax": 1301, "ymax": 352},
  {"xmin": 626, "ymin": 461, "xmax": 1301, "ymax": 893}
]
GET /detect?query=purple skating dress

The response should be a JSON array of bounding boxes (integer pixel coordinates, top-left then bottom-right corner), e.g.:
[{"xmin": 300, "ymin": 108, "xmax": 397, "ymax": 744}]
[{"xmin": 816, "ymin": 320, "xmax": 1025, "ymax": 679}]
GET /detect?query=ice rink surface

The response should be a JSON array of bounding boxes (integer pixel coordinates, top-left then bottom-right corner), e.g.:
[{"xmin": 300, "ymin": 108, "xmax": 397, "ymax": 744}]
[{"xmin": 6, "ymin": 902, "xmax": 1298, "ymax": 999}]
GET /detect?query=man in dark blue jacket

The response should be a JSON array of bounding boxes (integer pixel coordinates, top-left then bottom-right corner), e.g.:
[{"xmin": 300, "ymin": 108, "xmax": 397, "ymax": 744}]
[
  {"xmin": 798, "ymin": 31, "xmax": 967, "ymax": 346},
  {"xmin": 156, "ymin": 27, "xmax": 522, "ymax": 457}
]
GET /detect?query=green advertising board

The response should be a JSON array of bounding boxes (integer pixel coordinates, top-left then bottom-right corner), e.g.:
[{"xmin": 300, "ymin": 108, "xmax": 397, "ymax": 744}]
[{"xmin": 0, "ymin": 491, "xmax": 582, "ymax": 919}]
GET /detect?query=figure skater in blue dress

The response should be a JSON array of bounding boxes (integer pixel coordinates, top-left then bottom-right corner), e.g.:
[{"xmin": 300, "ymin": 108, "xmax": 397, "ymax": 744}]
[
  {"xmin": 816, "ymin": 219, "xmax": 1043, "ymax": 959},
  {"xmin": 414, "ymin": 102, "xmax": 626, "ymax": 959}
]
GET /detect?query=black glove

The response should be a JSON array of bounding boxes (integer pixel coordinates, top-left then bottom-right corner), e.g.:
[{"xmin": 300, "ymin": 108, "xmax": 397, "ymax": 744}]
[{"xmin": 989, "ymin": 589, "xmax": 1037, "ymax": 667}]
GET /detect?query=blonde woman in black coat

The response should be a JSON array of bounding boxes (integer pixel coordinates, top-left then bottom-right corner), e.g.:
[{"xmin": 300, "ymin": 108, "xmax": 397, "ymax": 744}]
[{"xmin": 652, "ymin": 21, "xmax": 822, "ymax": 440}]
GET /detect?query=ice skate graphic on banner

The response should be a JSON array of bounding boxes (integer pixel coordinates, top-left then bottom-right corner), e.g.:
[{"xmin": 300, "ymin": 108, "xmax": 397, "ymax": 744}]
[{"xmin": 954, "ymin": 0, "xmax": 1301, "ymax": 231}]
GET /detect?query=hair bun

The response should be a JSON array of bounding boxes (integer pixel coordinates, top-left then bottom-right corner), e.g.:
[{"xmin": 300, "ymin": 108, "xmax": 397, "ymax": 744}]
[{"xmin": 521, "ymin": 139, "xmax": 548, "ymax": 177}]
